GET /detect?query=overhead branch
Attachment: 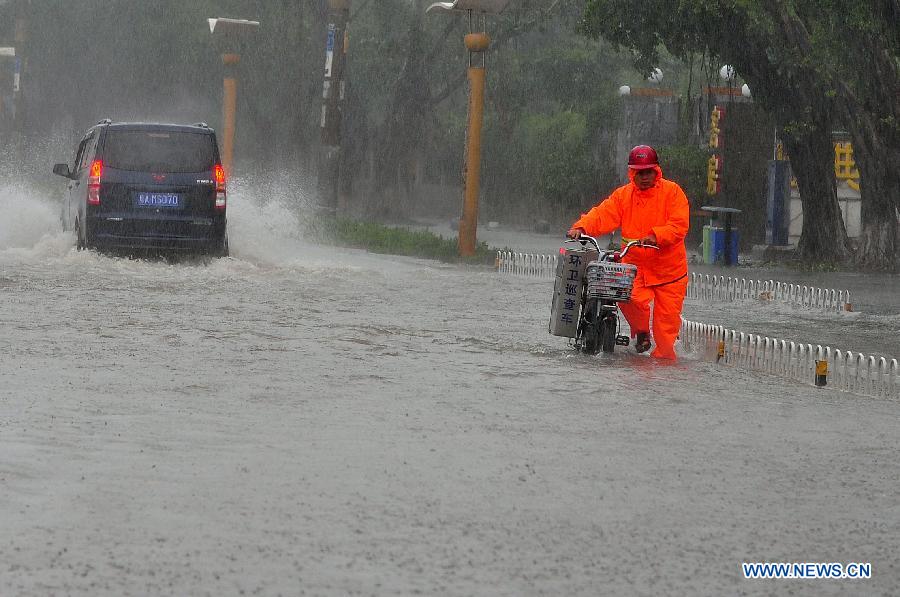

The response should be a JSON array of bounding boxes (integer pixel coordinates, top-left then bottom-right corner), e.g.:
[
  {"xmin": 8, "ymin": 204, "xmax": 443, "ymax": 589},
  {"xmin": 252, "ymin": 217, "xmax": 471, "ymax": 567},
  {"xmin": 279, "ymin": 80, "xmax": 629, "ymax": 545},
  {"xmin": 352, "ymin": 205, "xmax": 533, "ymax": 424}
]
[
  {"xmin": 430, "ymin": 70, "xmax": 468, "ymax": 106},
  {"xmin": 427, "ymin": 1, "xmax": 568, "ymax": 106},
  {"xmin": 350, "ymin": 0, "xmax": 374, "ymax": 22}
]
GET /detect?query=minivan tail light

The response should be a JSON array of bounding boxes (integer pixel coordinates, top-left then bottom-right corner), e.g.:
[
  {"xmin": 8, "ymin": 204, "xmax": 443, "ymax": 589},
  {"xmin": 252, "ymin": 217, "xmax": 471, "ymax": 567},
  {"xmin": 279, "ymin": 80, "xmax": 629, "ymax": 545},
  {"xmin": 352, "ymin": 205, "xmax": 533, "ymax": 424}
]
[
  {"xmin": 88, "ymin": 160, "xmax": 102, "ymax": 205},
  {"xmin": 214, "ymin": 164, "xmax": 226, "ymax": 210}
]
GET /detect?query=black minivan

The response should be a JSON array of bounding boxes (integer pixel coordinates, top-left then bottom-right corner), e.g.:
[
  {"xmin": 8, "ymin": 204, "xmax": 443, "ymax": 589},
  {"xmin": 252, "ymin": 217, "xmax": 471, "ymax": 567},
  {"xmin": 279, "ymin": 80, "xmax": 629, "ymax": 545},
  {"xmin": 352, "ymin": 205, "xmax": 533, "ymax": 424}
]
[{"xmin": 53, "ymin": 120, "xmax": 229, "ymax": 256}]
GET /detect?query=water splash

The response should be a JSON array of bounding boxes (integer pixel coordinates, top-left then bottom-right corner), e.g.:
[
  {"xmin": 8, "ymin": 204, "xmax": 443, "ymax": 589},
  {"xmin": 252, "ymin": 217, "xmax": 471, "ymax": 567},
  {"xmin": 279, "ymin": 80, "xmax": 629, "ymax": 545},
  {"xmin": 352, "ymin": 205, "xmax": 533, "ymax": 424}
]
[{"xmin": 0, "ymin": 182, "xmax": 69, "ymax": 256}]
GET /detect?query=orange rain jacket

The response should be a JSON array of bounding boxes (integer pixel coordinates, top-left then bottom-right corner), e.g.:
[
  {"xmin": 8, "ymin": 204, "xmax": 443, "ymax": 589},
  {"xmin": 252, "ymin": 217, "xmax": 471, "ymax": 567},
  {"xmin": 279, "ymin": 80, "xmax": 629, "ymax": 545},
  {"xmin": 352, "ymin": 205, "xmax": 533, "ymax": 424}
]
[{"xmin": 573, "ymin": 166, "xmax": 690, "ymax": 286}]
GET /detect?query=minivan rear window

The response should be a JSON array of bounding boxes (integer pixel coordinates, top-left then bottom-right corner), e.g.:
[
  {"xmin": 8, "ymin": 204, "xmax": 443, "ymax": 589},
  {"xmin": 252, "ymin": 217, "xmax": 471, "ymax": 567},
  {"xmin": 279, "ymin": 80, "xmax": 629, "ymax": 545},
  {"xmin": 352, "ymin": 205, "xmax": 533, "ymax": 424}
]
[{"xmin": 102, "ymin": 131, "xmax": 217, "ymax": 173}]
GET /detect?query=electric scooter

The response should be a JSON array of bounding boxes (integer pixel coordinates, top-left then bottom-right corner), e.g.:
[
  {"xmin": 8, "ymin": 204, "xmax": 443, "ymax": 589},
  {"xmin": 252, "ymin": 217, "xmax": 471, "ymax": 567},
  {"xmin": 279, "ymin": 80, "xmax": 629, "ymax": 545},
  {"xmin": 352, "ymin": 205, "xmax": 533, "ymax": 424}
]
[{"xmin": 550, "ymin": 235, "xmax": 657, "ymax": 354}]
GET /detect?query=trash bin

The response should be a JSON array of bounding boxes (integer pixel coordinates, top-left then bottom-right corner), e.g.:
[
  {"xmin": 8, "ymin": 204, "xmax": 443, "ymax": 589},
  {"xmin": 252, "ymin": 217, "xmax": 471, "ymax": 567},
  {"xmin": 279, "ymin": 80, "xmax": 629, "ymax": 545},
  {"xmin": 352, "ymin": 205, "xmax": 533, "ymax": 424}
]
[
  {"xmin": 703, "ymin": 226, "xmax": 740, "ymax": 265},
  {"xmin": 700, "ymin": 206, "xmax": 742, "ymax": 266}
]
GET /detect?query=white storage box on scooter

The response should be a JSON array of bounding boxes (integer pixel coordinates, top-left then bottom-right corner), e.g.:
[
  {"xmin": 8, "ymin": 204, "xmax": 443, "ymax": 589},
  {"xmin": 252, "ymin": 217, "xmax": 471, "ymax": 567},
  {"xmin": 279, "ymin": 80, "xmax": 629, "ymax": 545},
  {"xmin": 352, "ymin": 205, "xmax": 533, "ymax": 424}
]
[{"xmin": 549, "ymin": 240, "xmax": 598, "ymax": 338}]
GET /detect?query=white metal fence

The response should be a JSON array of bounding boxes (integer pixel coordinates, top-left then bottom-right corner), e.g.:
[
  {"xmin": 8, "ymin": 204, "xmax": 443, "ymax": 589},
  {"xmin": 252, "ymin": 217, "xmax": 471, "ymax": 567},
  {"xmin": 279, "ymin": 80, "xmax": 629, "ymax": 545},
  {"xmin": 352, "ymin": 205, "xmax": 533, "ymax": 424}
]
[
  {"xmin": 496, "ymin": 252, "xmax": 893, "ymax": 398},
  {"xmin": 497, "ymin": 251, "xmax": 851, "ymax": 313},
  {"xmin": 496, "ymin": 251, "xmax": 557, "ymax": 279},
  {"xmin": 680, "ymin": 319, "xmax": 899, "ymax": 399},
  {"xmin": 686, "ymin": 273, "xmax": 851, "ymax": 313}
]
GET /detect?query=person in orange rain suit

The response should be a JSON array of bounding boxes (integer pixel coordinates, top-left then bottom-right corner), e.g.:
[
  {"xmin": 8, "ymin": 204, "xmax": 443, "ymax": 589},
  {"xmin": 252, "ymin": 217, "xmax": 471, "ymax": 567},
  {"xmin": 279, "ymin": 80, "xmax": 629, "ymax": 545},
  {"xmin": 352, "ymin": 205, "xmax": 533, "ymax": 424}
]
[{"xmin": 567, "ymin": 145, "xmax": 690, "ymax": 360}]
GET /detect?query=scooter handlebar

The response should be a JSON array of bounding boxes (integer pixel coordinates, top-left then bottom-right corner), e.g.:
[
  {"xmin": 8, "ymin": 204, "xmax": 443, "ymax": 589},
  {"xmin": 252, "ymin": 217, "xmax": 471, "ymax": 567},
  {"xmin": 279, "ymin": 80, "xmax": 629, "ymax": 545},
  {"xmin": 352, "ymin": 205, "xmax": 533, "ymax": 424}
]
[
  {"xmin": 567, "ymin": 233, "xmax": 602, "ymax": 252},
  {"xmin": 567, "ymin": 235, "xmax": 658, "ymax": 260},
  {"xmin": 619, "ymin": 239, "xmax": 659, "ymax": 260}
]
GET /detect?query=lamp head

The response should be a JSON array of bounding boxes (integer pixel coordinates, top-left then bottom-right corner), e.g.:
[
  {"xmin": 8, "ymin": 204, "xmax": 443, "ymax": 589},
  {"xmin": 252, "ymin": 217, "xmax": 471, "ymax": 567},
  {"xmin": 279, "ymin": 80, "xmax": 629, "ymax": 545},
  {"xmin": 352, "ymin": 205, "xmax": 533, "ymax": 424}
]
[
  {"xmin": 208, "ymin": 18, "xmax": 260, "ymax": 54},
  {"xmin": 719, "ymin": 65, "xmax": 736, "ymax": 82},
  {"xmin": 426, "ymin": 0, "xmax": 511, "ymax": 15},
  {"xmin": 208, "ymin": 18, "xmax": 260, "ymax": 36}
]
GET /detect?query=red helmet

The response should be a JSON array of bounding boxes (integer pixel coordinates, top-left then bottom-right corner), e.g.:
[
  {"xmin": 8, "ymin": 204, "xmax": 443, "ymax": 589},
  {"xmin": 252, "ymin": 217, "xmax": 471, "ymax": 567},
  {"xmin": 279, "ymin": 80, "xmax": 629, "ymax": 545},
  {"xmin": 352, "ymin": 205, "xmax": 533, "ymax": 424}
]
[{"xmin": 628, "ymin": 145, "xmax": 659, "ymax": 170}]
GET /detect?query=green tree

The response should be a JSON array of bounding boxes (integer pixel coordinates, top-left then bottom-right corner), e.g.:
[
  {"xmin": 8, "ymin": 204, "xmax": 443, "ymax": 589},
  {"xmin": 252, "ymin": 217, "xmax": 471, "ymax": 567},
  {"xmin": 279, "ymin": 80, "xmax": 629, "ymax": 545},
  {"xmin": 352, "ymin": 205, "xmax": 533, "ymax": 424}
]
[
  {"xmin": 582, "ymin": 0, "xmax": 855, "ymax": 265},
  {"xmin": 582, "ymin": 0, "xmax": 899, "ymax": 269},
  {"xmin": 774, "ymin": 0, "xmax": 900, "ymax": 269}
]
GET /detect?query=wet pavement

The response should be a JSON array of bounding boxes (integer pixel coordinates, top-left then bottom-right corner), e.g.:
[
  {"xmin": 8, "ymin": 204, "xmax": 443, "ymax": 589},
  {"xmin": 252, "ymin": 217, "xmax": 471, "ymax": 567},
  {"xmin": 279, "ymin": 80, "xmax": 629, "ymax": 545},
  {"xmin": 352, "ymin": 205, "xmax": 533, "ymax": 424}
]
[
  {"xmin": 464, "ymin": 221, "xmax": 899, "ymax": 359},
  {"xmin": 1, "ymin": 186, "xmax": 899, "ymax": 596}
]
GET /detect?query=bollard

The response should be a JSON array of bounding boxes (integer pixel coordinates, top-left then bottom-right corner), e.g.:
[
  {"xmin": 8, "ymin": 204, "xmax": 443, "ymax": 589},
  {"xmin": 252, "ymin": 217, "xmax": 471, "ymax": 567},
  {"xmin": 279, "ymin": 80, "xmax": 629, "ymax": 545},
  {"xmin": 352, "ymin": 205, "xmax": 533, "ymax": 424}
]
[{"xmin": 815, "ymin": 359, "xmax": 828, "ymax": 387}]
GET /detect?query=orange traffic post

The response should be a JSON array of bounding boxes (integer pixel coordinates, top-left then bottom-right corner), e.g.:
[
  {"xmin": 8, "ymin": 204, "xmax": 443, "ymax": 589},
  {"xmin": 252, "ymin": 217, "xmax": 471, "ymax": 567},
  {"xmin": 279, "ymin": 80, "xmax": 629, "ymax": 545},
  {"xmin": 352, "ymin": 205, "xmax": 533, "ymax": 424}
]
[{"xmin": 459, "ymin": 32, "xmax": 490, "ymax": 257}]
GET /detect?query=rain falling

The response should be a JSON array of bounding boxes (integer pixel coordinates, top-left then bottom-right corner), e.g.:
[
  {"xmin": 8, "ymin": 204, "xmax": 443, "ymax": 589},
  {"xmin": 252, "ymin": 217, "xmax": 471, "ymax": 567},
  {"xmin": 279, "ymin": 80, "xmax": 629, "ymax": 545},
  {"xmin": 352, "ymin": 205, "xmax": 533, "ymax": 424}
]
[{"xmin": 1, "ymin": 1, "xmax": 898, "ymax": 594}]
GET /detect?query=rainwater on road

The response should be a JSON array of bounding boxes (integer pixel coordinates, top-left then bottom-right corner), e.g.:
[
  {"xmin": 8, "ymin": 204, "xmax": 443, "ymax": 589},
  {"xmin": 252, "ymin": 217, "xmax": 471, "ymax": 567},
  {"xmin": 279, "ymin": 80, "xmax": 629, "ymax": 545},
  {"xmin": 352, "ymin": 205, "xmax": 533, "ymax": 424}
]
[{"xmin": 2, "ymin": 184, "xmax": 899, "ymax": 596}]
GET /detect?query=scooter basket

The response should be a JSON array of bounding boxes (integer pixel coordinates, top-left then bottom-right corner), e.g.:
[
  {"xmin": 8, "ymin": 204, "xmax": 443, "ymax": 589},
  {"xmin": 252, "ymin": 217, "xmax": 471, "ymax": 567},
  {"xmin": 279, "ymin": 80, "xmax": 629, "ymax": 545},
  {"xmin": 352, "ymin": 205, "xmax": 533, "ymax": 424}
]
[{"xmin": 586, "ymin": 261, "xmax": 637, "ymax": 301}]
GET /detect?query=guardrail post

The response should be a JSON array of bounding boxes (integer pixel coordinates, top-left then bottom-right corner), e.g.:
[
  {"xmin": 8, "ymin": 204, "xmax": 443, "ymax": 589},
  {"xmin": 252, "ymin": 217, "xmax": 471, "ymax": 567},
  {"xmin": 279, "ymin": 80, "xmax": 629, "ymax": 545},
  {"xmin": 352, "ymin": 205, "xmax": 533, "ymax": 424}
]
[
  {"xmin": 834, "ymin": 349, "xmax": 844, "ymax": 391},
  {"xmin": 877, "ymin": 357, "xmax": 888, "ymax": 397},
  {"xmin": 890, "ymin": 359, "xmax": 899, "ymax": 398}
]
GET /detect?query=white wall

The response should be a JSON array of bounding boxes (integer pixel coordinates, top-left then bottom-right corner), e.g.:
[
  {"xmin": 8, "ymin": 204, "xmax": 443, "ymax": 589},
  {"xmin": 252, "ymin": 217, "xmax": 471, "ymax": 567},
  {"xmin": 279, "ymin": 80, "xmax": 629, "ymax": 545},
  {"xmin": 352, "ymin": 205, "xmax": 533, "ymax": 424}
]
[{"xmin": 788, "ymin": 181, "xmax": 862, "ymax": 244}]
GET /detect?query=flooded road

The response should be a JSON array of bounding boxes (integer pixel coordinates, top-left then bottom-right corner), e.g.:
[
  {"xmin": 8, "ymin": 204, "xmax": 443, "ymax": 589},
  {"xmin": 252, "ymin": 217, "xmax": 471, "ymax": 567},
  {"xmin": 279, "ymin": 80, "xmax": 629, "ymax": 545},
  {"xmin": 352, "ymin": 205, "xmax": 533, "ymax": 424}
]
[
  {"xmin": 2, "ymin": 184, "xmax": 900, "ymax": 596},
  {"xmin": 687, "ymin": 263, "xmax": 900, "ymax": 360},
  {"xmin": 420, "ymin": 219, "xmax": 900, "ymax": 358}
]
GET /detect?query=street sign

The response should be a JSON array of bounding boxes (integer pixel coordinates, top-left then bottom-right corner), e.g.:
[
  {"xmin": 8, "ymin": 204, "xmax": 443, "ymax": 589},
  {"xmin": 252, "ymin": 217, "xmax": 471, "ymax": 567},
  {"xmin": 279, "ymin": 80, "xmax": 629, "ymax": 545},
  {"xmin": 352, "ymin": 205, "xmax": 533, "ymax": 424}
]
[{"xmin": 324, "ymin": 24, "xmax": 335, "ymax": 77}]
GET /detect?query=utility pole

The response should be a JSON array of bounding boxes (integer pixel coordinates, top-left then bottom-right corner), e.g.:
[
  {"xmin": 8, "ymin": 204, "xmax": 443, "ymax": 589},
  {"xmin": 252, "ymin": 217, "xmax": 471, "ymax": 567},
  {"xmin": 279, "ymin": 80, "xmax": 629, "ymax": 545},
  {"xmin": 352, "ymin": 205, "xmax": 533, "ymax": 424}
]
[
  {"xmin": 0, "ymin": 0, "xmax": 26, "ymax": 159},
  {"xmin": 13, "ymin": 0, "xmax": 24, "ymax": 143},
  {"xmin": 0, "ymin": 46, "xmax": 12, "ymax": 146},
  {"xmin": 317, "ymin": 0, "xmax": 350, "ymax": 214}
]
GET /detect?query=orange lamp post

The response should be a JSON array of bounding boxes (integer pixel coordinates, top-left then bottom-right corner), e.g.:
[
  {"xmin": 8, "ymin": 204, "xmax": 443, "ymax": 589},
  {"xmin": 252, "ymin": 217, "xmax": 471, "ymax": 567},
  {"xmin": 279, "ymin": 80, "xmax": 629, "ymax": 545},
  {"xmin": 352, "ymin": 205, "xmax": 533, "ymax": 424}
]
[
  {"xmin": 208, "ymin": 17, "xmax": 260, "ymax": 177},
  {"xmin": 427, "ymin": 0, "xmax": 509, "ymax": 257}
]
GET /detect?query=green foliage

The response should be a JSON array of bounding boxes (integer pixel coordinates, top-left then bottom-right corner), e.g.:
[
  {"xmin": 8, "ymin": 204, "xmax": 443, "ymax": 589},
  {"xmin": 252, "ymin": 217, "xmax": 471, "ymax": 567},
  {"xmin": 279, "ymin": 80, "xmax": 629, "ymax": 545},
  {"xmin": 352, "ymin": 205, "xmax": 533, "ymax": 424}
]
[
  {"xmin": 479, "ymin": 35, "xmax": 626, "ymax": 223},
  {"xmin": 487, "ymin": 111, "xmax": 594, "ymax": 202},
  {"xmin": 657, "ymin": 145, "xmax": 708, "ymax": 205},
  {"xmin": 17, "ymin": 0, "xmax": 325, "ymax": 165},
  {"xmin": 9, "ymin": 1, "xmax": 631, "ymax": 229},
  {"xmin": 528, "ymin": 112, "xmax": 594, "ymax": 201},
  {"xmin": 312, "ymin": 218, "xmax": 497, "ymax": 265},
  {"xmin": 580, "ymin": 0, "xmax": 899, "ymax": 264}
]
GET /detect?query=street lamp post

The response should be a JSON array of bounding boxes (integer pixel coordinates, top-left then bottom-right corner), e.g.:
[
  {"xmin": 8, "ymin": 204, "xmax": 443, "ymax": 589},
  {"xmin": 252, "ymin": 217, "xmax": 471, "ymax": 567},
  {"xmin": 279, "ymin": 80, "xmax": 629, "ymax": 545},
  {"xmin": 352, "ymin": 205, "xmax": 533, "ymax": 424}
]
[
  {"xmin": 427, "ymin": 0, "xmax": 510, "ymax": 258},
  {"xmin": 208, "ymin": 17, "xmax": 260, "ymax": 177}
]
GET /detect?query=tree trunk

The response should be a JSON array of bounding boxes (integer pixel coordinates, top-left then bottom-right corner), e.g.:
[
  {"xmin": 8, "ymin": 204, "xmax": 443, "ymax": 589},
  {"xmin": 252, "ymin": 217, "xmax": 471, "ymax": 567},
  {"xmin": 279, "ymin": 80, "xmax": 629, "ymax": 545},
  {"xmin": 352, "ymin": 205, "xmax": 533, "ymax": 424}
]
[
  {"xmin": 781, "ymin": 127, "xmax": 852, "ymax": 263},
  {"xmin": 770, "ymin": 0, "xmax": 899, "ymax": 269},
  {"xmin": 835, "ymin": 59, "xmax": 900, "ymax": 270},
  {"xmin": 855, "ymin": 145, "xmax": 900, "ymax": 270}
]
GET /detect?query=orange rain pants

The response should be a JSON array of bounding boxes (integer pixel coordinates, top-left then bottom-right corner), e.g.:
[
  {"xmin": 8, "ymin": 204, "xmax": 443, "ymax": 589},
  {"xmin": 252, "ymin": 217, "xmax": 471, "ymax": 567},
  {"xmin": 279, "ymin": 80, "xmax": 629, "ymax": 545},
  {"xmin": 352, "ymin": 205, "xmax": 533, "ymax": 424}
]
[
  {"xmin": 571, "ymin": 165, "xmax": 690, "ymax": 360},
  {"xmin": 618, "ymin": 272, "xmax": 689, "ymax": 360}
]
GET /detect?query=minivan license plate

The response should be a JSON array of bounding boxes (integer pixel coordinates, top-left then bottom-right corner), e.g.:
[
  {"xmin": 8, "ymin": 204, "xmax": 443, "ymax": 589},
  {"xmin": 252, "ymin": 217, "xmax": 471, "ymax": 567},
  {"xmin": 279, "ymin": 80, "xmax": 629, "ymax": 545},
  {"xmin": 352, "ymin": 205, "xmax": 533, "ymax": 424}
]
[{"xmin": 136, "ymin": 193, "xmax": 182, "ymax": 208}]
